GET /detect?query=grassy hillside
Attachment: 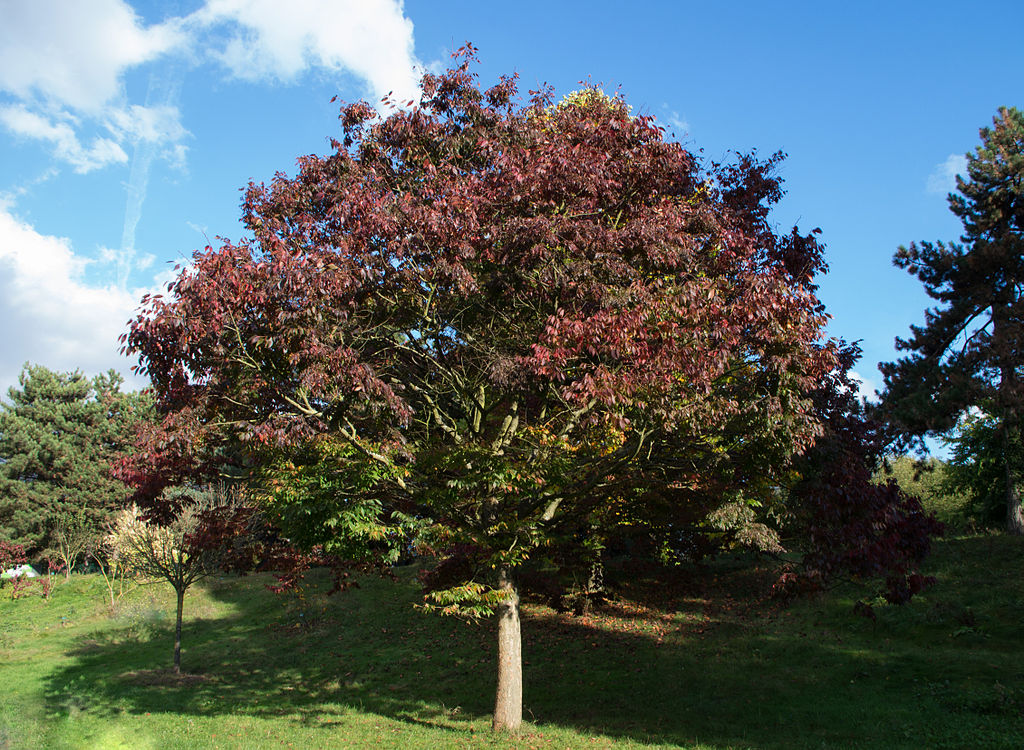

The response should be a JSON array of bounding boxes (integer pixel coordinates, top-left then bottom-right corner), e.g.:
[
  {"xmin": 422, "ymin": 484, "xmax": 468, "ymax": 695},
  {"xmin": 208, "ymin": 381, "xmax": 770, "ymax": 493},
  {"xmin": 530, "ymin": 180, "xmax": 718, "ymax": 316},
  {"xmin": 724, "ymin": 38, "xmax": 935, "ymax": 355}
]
[{"xmin": 1, "ymin": 534, "xmax": 1022, "ymax": 749}]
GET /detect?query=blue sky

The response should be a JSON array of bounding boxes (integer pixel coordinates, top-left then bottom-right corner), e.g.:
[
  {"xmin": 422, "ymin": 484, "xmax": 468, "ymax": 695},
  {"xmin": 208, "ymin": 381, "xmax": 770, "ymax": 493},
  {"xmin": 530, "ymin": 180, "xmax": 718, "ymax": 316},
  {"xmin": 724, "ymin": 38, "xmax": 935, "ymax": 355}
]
[{"xmin": 0, "ymin": 0, "xmax": 1021, "ymax": 411}]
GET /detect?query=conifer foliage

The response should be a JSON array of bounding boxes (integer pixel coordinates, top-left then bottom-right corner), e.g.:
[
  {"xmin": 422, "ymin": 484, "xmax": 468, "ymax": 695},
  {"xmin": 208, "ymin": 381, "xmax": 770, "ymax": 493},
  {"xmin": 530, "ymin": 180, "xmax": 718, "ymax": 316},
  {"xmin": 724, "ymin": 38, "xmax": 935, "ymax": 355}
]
[
  {"xmin": 880, "ymin": 107, "xmax": 1024, "ymax": 534},
  {"xmin": 122, "ymin": 49, "xmax": 844, "ymax": 731},
  {"xmin": 0, "ymin": 365, "xmax": 149, "ymax": 555}
]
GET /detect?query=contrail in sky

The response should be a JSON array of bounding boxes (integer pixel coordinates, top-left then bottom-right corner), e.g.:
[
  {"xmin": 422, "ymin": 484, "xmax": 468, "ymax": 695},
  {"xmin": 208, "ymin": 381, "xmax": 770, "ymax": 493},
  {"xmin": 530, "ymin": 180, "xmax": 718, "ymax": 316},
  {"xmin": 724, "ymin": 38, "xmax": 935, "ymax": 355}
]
[{"xmin": 117, "ymin": 66, "xmax": 184, "ymax": 291}]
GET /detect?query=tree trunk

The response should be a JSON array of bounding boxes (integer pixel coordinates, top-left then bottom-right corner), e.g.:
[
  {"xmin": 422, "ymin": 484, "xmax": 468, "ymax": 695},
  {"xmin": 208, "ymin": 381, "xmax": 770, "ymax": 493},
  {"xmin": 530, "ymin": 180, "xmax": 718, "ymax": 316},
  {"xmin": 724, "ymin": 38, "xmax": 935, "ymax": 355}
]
[
  {"xmin": 1006, "ymin": 473, "xmax": 1024, "ymax": 535},
  {"xmin": 173, "ymin": 587, "xmax": 184, "ymax": 674},
  {"xmin": 492, "ymin": 567, "xmax": 522, "ymax": 732},
  {"xmin": 995, "ymin": 313, "xmax": 1023, "ymax": 535},
  {"xmin": 1004, "ymin": 425, "xmax": 1024, "ymax": 535}
]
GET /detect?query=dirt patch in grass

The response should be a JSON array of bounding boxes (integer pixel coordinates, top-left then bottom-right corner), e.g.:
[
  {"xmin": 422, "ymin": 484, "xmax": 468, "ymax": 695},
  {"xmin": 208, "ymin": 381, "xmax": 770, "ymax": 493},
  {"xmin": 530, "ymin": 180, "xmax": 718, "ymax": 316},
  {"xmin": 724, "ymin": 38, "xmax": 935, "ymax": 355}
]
[{"xmin": 119, "ymin": 668, "xmax": 216, "ymax": 687}]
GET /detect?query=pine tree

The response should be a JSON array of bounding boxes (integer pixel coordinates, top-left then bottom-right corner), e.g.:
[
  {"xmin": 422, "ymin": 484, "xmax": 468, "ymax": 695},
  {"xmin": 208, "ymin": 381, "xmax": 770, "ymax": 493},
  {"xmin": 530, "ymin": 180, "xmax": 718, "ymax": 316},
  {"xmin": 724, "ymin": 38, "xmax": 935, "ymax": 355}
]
[
  {"xmin": 880, "ymin": 107, "xmax": 1024, "ymax": 534},
  {"xmin": 0, "ymin": 364, "xmax": 150, "ymax": 554}
]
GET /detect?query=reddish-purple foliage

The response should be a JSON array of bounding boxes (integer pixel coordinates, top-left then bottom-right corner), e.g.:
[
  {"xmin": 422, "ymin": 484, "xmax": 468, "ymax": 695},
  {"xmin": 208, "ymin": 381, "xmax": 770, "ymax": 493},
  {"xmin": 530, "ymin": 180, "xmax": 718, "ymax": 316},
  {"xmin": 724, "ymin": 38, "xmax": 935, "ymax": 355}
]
[
  {"xmin": 0, "ymin": 540, "xmax": 26, "ymax": 571},
  {"xmin": 3, "ymin": 543, "xmax": 33, "ymax": 601},
  {"xmin": 120, "ymin": 52, "xmax": 835, "ymax": 504},
  {"xmin": 780, "ymin": 343, "xmax": 944, "ymax": 607}
]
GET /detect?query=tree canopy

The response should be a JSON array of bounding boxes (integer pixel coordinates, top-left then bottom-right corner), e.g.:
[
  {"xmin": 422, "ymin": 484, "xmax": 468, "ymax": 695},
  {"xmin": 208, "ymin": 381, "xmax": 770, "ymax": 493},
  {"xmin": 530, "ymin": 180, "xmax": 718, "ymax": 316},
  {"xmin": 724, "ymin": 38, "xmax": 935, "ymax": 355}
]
[
  {"xmin": 123, "ymin": 50, "xmax": 847, "ymax": 731},
  {"xmin": 879, "ymin": 106, "xmax": 1024, "ymax": 534},
  {"xmin": 0, "ymin": 364, "xmax": 149, "ymax": 555}
]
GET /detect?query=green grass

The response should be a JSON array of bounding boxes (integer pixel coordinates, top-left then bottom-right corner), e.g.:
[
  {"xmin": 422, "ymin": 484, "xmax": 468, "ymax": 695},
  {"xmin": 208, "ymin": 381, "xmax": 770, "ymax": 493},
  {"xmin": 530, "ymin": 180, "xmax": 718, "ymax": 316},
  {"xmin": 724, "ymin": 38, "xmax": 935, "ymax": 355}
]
[{"xmin": 1, "ymin": 534, "xmax": 1022, "ymax": 749}]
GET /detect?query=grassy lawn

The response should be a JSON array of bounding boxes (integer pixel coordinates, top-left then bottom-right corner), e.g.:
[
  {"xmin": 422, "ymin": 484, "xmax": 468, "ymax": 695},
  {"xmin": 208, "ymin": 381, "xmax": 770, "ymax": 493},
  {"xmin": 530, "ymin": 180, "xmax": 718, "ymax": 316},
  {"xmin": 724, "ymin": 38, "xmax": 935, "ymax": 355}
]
[{"xmin": 1, "ymin": 533, "xmax": 1022, "ymax": 749}]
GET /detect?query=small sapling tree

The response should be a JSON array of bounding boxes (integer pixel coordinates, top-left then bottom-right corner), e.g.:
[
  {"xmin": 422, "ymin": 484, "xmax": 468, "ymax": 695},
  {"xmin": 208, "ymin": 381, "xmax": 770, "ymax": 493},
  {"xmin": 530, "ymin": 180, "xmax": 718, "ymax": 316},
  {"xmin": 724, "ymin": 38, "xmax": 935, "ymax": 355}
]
[
  {"xmin": 110, "ymin": 488, "xmax": 233, "ymax": 673},
  {"xmin": 51, "ymin": 506, "xmax": 94, "ymax": 580},
  {"xmin": 89, "ymin": 525, "xmax": 133, "ymax": 611},
  {"xmin": 39, "ymin": 560, "xmax": 64, "ymax": 601}
]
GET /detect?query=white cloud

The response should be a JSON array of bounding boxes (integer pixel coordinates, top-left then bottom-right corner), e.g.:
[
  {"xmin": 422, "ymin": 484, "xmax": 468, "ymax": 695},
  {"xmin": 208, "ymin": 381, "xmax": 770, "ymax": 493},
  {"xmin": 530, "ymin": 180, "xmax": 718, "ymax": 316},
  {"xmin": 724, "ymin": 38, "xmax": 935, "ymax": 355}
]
[
  {"xmin": 190, "ymin": 0, "xmax": 421, "ymax": 104},
  {"xmin": 0, "ymin": 0, "xmax": 188, "ymax": 173},
  {"xmin": 0, "ymin": 0, "xmax": 182, "ymax": 114},
  {"xmin": 0, "ymin": 202, "xmax": 154, "ymax": 396},
  {"xmin": 0, "ymin": 105, "xmax": 129, "ymax": 172},
  {"xmin": 0, "ymin": 168, "xmax": 59, "ymax": 204},
  {"xmin": 849, "ymin": 370, "xmax": 879, "ymax": 404},
  {"xmin": 0, "ymin": 0, "xmax": 421, "ymax": 173},
  {"xmin": 927, "ymin": 153, "xmax": 967, "ymax": 195}
]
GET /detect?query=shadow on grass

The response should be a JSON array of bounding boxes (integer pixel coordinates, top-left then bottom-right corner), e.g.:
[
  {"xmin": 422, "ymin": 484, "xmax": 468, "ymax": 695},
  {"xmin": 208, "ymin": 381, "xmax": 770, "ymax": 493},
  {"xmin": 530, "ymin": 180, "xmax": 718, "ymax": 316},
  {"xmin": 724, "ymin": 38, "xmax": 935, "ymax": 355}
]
[{"xmin": 43, "ymin": 535, "xmax": 1024, "ymax": 749}]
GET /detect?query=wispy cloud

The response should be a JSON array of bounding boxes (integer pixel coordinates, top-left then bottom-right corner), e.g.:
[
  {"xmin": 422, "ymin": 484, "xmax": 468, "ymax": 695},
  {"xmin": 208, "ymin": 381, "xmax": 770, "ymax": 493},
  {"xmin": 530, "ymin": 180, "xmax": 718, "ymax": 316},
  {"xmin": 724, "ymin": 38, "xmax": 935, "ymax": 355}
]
[
  {"xmin": 927, "ymin": 153, "xmax": 967, "ymax": 195},
  {"xmin": 106, "ymin": 103, "xmax": 188, "ymax": 149},
  {"xmin": 0, "ymin": 105, "xmax": 129, "ymax": 172},
  {"xmin": 660, "ymin": 105, "xmax": 689, "ymax": 139},
  {"xmin": 115, "ymin": 68, "xmax": 188, "ymax": 290}
]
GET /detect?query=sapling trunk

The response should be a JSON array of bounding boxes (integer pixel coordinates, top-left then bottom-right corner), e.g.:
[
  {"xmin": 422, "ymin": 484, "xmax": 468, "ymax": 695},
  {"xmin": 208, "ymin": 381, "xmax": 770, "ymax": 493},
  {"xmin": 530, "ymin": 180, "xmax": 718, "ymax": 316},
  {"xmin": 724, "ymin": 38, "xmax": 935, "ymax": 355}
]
[{"xmin": 173, "ymin": 587, "xmax": 184, "ymax": 674}]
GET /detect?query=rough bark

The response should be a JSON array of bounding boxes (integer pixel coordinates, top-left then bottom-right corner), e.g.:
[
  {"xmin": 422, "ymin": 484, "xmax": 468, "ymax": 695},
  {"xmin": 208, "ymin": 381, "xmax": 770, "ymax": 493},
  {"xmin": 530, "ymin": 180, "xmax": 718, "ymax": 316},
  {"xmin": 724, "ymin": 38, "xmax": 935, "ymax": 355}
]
[
  {"xmin": 492, "ymin": 567, "xmax": 522, "ymax": 732},
  {"xmin": 999, "ymin": 353, "xmax": 1024, "ymax": 536},
  {"xmin": 1005, "ymin": 465, "xmax": 1024, "ymax": 535}
]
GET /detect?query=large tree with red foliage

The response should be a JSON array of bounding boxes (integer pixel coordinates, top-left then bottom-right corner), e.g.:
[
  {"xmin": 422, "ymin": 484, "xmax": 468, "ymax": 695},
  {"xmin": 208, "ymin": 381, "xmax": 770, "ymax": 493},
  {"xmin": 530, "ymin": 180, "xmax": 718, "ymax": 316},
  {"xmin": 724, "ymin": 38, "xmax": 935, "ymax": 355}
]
[{"xmin": 122, "ymin": 50, "xmax": 839, "ymax": 731}]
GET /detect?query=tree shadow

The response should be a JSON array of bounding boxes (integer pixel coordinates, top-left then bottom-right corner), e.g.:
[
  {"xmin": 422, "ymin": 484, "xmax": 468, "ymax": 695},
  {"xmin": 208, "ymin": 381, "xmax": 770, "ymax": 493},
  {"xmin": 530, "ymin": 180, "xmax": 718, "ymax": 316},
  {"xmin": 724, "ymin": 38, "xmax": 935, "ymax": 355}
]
[{"xmin": 42, "ymin": 538, "xmax": 1024, "ymax": 748}]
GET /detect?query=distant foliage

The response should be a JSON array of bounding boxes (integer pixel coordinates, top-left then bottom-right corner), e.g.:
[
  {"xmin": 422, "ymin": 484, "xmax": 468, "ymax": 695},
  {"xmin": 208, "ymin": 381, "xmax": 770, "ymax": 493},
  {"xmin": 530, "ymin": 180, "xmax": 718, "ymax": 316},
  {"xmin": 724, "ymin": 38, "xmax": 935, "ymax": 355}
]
[
  {"xmin": 1, "ymin": 540, "xmax": 32, "ymax": 600},
  {"xmin": 942, "ymin": 411, "xmax": 1021, "ymax": 527},
  {"xmin": 878, "ymin": 455, "xmax": 969, "ymax": 530}
]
